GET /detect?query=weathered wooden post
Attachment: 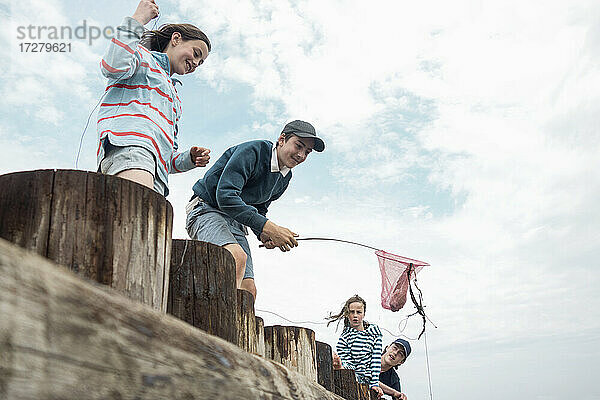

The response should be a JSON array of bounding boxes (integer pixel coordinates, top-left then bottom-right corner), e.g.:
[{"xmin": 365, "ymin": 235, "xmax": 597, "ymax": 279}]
[
  {"xmin": 167, "ymin": 239, "xmax": 237, "ymax": 344},
  {"xmin": 0, "ymin": 169, "xmax": 172, "ymax": 311},
  {"xmin": 0, "ymin": 238, "xmax": 347, "ymax": 400},
  {"xmin": 264, "ymin": 325, "xmax": 318, "ymax": 381},
  {"xmin": 236, "ymin": 289, "xmax": 258, "ymax": 353},
  {"xmin": 316, "ymin": 341, "xmax": 334, "ymax": 391},
  {"xmin": 256, "ymin": 316, "xmax": 266, "ymax": 356},
  {"xmin": 357, "ymin": 383, "xmax": 377, "ymax": 400},
  {"xmin": 333, "ymin": 369, "xmax": 361, "ymax": 400}
]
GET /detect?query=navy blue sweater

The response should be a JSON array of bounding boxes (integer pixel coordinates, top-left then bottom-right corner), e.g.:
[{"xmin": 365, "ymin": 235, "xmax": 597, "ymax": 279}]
[
  {"xmin": 379, "ymin": 367, "xmax": 401, "ymax": 392},
  {"xmin": 192, "ymin": 140, "xmax": 292, "ymax": 237}
]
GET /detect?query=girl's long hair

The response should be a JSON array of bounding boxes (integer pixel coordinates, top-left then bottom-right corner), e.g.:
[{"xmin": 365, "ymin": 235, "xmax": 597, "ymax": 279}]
[
  {"xmin": 141, "ymin": 23, "xmax": 211, "ymax": 52},
  {"xmin": 326, "ymin": 294, "xmax": 369, "ymax": 330}
]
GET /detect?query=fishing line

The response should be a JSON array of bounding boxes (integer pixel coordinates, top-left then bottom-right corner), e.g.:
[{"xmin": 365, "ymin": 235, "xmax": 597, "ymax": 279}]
[
  {"xmin": 255, "ymin": 307, "xmax": 430, "ymax": 341},
  {"xmin": 424, "ymin": 330, "xmax": 435, "ymax": 400},
  {"xmin": 255, "ymin": 309, "xmax": 329, "ymax": 326}
]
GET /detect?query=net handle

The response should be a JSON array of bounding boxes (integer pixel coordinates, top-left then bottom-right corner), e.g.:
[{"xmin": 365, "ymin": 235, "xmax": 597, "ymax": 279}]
[{"xmin": 258, "ymin": 237, "xmax": 380, "ymax": 251}]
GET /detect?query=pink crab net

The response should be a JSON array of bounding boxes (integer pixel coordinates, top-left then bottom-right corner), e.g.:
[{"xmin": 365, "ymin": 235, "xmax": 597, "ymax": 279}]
[{"xmin": 376, "ymin": 250, "xmax": 429, "ymax": 312}]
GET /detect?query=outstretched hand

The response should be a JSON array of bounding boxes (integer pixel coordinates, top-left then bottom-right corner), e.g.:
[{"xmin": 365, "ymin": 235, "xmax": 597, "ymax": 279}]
[
  {"xmin": 261, "ymin": 220, "xmax": 298, "ymax": 252},
  {"xmin": 190, "ymin": 146, "xmax": 210, "ymax": 167}
]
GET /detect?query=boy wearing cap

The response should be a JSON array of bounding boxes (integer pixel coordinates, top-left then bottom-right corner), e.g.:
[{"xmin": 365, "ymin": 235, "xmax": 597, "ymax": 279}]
[
  {"xmin": 379, "ymin": 338, "xmax": 411, "ymax": 400},
  {"xmin": 185, "ymin": 120, "xmax": 325, "ymax": 298}
]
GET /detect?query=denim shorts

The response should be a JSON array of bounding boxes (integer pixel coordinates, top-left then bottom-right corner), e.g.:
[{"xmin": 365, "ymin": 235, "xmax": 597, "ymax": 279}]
[
  {"xmin": 99, "ymin": 141, "xmax": 166, "ymax": 195},
  {"xmin": 185, "ymin": 199, "xmax": 254, "ymax": 279}
]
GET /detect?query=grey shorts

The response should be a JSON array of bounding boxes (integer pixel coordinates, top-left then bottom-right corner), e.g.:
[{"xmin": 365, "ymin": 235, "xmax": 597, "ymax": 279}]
[
  {"xmin": 100, "ymin": 141, "xmax": 166, "ymax": 195},
  {"xmin": 185, "ymin": 199, "xmax": 254, "ymax": 279}
]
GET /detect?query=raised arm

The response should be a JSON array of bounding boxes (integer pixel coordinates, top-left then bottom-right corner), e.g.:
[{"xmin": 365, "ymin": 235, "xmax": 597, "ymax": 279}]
[
  {"xmin": 100, "ymin": 1, "xmax": 158, "ymax": 79},
  {"xmin": 131, "ymin": 0, "xmax": 159, "ymax": 26}
]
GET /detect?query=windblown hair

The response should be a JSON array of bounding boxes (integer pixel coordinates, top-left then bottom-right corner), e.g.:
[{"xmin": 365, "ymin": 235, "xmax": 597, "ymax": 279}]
[
  {"xmin": 326, "ymin": 294, "xmax": 369, "ymax": 330},
  {"xmin": 141, "ymin": 23, "xmax": 211, "ymax": 52}
]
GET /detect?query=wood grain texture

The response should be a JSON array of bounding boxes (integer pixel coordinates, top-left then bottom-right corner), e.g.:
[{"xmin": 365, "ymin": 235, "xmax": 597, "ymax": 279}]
[
  {"xmin": 264, "ymin": 326, "xmax": 318, "ymax": 382},
  {"xmin": 256, "ymin": 316, "xmax": 265, "ymax": 357},
  {"xmin": 0, "ymin": 169, "xmax": 173, "ymax": 312},
  {"xmin": 236, "ymin": 289, "xmax": 258, "ymax": 354},
  {"xmin": 357, "ymin": 383, "xmax": 378, "ymax": 400},
  {"xmin": 333, "ymin": 369, "xmax": 362, "ymax": 400},
  {"xmin": 316, "ymin": 341, "xmax": 334, "ymax": 391},
  {"xmin": 167, "ymin": 239, "xmax": 237, "ymax": 344},
  {"xmin": 0, "ymin": 238, "xmax": 345, "ymax": 400},
  {"xmin": 0, "ymin": 169, "xmax": 54, "ymax": 254}
]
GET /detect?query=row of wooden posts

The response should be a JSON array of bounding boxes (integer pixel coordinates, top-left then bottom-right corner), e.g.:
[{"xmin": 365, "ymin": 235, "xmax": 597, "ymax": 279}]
[{"xmin": 0, "ymin": 169, "xmax": 377, "ymax": 400}]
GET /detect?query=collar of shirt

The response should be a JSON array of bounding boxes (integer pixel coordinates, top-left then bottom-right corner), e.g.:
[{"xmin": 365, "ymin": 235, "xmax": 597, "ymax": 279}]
[
  {"xmin": 152, "ymin": 51, "xmax": 172, "ymax": 77},
  {"xmin": 271, "ymin": 142, "xmax": 290, "ymax": 177}
]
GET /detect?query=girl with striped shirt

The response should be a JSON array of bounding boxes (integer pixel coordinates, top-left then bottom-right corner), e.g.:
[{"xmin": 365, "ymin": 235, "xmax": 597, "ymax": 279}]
[
  {"xmin": 329, "ymin": 295, "xmax": 384, "ymax": 397},
  {"xmin": 97, "ymin": 0, "xmax": 211, "ymax": 196}
]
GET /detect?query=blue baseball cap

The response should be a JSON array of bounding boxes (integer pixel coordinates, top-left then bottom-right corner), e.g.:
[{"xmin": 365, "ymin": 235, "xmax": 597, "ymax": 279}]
[{"xmin": 392, "ymin": 338, "xmax": 412, "ymax": 358}]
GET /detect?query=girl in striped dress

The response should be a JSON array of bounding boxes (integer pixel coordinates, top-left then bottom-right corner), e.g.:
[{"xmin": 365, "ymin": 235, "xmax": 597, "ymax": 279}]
[
  {"xmin": 97, "ymin": 0, "xmax": 211, "ymax": 196},
  {"xmin": 328, "ymin": 295, "xmax": 384, "ymax": 397}
]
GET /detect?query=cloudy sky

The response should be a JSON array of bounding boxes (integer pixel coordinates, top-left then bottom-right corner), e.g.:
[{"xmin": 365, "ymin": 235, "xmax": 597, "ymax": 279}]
[{"xmin": 1, "ymin": 0, "xmax": 599, "ymax": 398}]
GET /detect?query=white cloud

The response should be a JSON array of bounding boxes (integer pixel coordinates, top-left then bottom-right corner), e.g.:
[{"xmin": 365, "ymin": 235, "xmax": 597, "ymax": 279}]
[{"xmin": 1, "ymin": 0, "xmax": 599, "ymax": 397}]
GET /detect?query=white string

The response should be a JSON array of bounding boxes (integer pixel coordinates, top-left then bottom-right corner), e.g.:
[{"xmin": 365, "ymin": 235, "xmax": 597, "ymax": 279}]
[
  {"xmin": 255, "ymin": 308, "xmax": 329, "ymax": 326},
  {"xmin": 424, "ymin": 330, "xmax": 434, "ymax": 400},
  {"xmin": 256, "ymin": 307, "xmax": 428, "ymax": 341},
  {"xmin": 75, "ymin": 92, "xmax": 111, "ymax": 168}
]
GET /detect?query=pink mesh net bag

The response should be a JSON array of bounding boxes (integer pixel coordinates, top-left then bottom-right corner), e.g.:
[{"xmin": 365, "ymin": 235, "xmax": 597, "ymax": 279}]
[{"xmin": 376, "ymin": 250, "xmax": 429, "ymax": 312}]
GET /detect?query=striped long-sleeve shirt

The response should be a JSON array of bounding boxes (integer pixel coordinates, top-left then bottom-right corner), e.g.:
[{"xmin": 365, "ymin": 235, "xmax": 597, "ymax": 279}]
[
  {"xmin": 336, "ymin": 323, "xmax": 383, "ymax": 388},
  {"xmin": 97, "ymin": 17, "xmax": 195, "ymax": 196}
]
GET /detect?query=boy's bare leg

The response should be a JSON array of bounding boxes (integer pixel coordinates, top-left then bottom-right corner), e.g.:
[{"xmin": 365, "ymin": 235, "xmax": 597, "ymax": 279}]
[
  {"xmin": 224, "ymin": 243, "xmax": 247, "ymax": 289},
  {"xmin": 116, "ymin": 169, "xmax": 154, "ymax": 189},
  {"xmin": 223, "ymin": 243, "xmax": 257, "ymax": 299},
  {"xmin": 240, "ymin": 278, "xmax": 257, "ymax": 299}
]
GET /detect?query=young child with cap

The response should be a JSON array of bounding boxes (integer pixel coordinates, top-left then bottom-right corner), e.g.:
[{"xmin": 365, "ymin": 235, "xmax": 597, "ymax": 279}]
[
  {"xmin": 185, "ymin": 120, "xmax": 325, "ymax": 298},
  {"xmin": 379, "ymin": 338, "xmax": 411, "ymax": 400}
]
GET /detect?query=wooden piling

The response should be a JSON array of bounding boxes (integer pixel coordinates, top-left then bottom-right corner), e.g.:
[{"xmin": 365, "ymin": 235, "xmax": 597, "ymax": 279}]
[
  {"xmin": 236, "ymin": 289, "xmax": 258, "ymax": 353},
  {"xmin": 0, "ymin": 169, "xmax": 172, "ymax": 311},
  {"xmin": 264, "ymin": 325, "xmax": 318, "ymax": 381},
  {"xmin": 0, "ymin": 238, "xmax": 345, "ymax": 400},
  {"xmin": 256, "ymin": 316, "xmax": 266, "ymax": 356},
  {"xmin": 357, "ymin": 383, "xmax": 377, "ymax": 400},
  {"xmin": 333, "ymin": 369, "xmax": 362, "ymax": 400},
  {"xmin": 316, "ymin": 341, "xmax": 334, "ymax": 391},
  {"xmin": 167, "ymin": 239, "xmax": 237, "ymax": 344}
]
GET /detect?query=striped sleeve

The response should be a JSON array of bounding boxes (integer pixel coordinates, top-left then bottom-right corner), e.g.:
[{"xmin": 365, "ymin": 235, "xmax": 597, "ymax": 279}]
[
  {"xmin": 170, "ymin": 149, "xmax": 195, "ymax": 174},
  {"xmin": 368, "ymin": 325, "xmax": 383, "ymax": 388},
  {"xmin": 100, "ymin": 17, "xmax": 144, "ymax": 79},
  {"xmin": 336, "ymin": 329, "xmax": 356, "ymax": 370}
]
